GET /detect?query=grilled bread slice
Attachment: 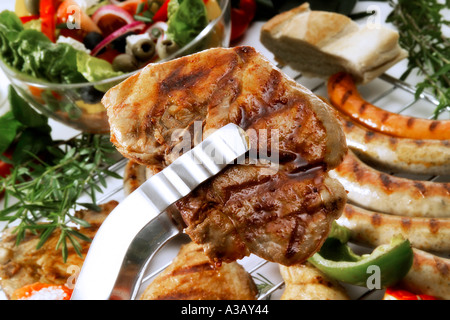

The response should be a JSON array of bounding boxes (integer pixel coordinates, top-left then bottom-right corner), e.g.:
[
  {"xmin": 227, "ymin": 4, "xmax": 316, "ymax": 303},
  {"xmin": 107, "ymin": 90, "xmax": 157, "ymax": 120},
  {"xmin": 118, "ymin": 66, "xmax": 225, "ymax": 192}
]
[{"xmin": 260, "ymin": 3, "xmax": 407, "ymax": 84}]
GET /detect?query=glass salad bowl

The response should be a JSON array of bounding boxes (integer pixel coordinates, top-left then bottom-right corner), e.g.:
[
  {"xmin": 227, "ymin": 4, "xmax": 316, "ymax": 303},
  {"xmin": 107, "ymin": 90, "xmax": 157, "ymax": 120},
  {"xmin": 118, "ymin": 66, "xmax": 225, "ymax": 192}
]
[{"xmin": 0, "ymin": 0, "xmax": 231, "ymax": 134}]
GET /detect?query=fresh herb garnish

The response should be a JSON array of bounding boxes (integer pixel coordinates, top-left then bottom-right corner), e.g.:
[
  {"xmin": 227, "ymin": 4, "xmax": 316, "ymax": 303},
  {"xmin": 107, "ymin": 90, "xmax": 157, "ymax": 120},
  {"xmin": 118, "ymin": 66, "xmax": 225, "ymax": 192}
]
[
  {"xmin": 386, "ymin": 0, "xmax": 450, "ymax": 118},
  {"xmin": 0, "ymin": 87, "xmax": 121, "ymax": 262},
  {"xmin": 253, "ymin": 273, "xmax": 275, "ymax": 295}
]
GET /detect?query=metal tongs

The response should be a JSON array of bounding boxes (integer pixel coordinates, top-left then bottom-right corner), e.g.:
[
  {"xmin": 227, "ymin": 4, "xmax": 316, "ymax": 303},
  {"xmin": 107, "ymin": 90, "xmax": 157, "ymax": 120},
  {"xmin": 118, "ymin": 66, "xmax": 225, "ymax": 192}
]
[{"xmin": 71, "ymin": 124, "xmax": 249, "ymax": 300}]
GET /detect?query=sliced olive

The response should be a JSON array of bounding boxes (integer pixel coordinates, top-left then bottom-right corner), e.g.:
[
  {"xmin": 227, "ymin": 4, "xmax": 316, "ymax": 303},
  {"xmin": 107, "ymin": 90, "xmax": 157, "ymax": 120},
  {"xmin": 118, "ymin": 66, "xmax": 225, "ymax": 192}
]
[
  {"xmin": 156, "ymin": 39, "xmax": 180, "ymax": 60},
  {"xmin": 25, "ymin": 0, "xmax": 40, "ymax": 15},
  {"xmin": 131, "ymin": 38, "xmax": 156, "ymax": 62},
  {"xmin": 112, "ymin": 54, "xmax": 139, "ymax": 72}
]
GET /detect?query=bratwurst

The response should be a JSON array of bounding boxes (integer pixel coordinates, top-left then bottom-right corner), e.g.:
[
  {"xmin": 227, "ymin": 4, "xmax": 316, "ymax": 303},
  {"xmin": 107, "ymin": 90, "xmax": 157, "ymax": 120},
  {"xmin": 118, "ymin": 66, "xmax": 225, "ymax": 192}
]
[
  {"xmin": 103, "ymin": 46, "xmax": 348, "ymax": 266},
  {"xmin": 330, "ymin": 150, "xmax": 450, "ymax": 218},
  {"xmin": 335, "ymin": 111, "xmax": 450, "ymax": 176},
  {"xmin": 328, "ymin": 72, "xmax": 450, "ymax": 140},
  {"xmin": 338, "ymin": 204, "xmax": 450, "ymax": 253}
]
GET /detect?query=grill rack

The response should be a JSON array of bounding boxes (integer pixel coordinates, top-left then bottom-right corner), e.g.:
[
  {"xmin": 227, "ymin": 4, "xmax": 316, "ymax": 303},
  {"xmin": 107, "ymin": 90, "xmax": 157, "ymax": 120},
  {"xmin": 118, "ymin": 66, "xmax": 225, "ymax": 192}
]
[
  {"xmin": 89, "ymin": 66, "xmax": 447, "ymax": 301},
  {"xmin": 1, "ymin": 67, "xmax": 443, "ymax": 300}
]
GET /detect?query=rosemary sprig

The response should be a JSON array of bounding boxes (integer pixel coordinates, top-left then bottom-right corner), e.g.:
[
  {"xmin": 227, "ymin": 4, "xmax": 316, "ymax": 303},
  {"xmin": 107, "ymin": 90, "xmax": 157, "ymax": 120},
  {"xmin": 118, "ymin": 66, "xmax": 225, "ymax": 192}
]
[
  {"xmin": 386, "ymin": 0, "xmax": 450, "ymax": 118},
  {"xmin": 0, "ymin": 133, "xmax": 122, "ymax": 262},
  {"xmin": 253, "ymin": 273, "xmax": 275, "ymax": 296}
]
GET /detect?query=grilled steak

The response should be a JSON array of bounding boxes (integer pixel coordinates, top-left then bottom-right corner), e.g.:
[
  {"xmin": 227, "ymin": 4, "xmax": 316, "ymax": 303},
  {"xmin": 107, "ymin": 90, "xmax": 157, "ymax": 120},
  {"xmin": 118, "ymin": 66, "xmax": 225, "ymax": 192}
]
[{"xmin": 103, "ymin": 46, "xmax": 347, "ymax": 265}]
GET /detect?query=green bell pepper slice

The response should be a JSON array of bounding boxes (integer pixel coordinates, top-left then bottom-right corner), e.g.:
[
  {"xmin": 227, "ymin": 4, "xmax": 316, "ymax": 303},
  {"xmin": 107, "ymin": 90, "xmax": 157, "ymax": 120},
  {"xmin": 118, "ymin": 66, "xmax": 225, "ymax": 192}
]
[{"xmin": 308, "ymin": 222, "xmax": 414, "ymax": 288}]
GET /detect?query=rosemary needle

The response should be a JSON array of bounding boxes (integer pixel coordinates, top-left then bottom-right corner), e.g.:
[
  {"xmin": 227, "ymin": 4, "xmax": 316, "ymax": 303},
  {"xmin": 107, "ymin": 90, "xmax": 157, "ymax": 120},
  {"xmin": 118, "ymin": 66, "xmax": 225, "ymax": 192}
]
[
  {"xmin": 386, "ymin": 0, "xmax": 450, "ymax": 118},
  {"xmin": 0, "ymin": 133, "xmax": 122, "ymax": 262}
]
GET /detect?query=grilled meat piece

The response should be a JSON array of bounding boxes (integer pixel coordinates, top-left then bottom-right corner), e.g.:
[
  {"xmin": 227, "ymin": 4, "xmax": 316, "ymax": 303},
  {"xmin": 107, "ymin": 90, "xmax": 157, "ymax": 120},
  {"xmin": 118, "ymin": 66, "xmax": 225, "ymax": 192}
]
[
  {"xmin": 0, "ymin": 201, "xmax": 118, "ymax": 299},
  {"xmin": 177, "ymin": 165, "xmax": 346, "ymax": 265},
  {"xmin": 103, "ymin": 46, "xmax": 347, "ymax": 265},
  {"xmin": 279, "ymin": 262, "xmax": 350, "ymax": 300},
  {"xmin": 140, "ymin": 241, "xmax": 258, "ymax": 300},
  {"xmin": 104, "ymin": 46, "xmax": 346, "ymax": 170}
]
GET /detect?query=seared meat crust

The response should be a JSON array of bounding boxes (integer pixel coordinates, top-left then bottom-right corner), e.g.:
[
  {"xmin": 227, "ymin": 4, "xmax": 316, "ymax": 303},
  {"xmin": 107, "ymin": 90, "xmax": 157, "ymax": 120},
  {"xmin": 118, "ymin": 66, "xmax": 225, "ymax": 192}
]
[
  {"xmin": 104, "ymin": 46, "xmax": 346, "ymax": 170},
  {"xmin": 177, "ymin": 165, "xmax": 346, "ymax": 265},
  {"xmin": 103, "ymin": 46, "xmax": 347, "ymax": 265},
  {"xmin": 140, "ymin": 242, "xmax": 258, "ymax": 300}
]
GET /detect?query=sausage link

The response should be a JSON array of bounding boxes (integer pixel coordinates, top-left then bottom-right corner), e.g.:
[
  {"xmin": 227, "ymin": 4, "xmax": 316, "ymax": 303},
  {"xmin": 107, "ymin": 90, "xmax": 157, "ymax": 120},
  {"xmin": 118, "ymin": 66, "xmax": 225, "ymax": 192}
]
[
  {"xmin": 336, "ymin": 111, "xmax": 450, "ymax": 175},
  {"xmin": 329, "ymin": 150, "xmax": 450, "ymax": 218},
  {"xmin": 338, "ymin": 204, "xmax": 450, "ymax": 253},
  {"xmin": 328, "ymin": 72, "xmax": 450, "ymax": 140},
  {"xmin": 400, "ymin": 248, "xmax": 450, "ymax": 300}
]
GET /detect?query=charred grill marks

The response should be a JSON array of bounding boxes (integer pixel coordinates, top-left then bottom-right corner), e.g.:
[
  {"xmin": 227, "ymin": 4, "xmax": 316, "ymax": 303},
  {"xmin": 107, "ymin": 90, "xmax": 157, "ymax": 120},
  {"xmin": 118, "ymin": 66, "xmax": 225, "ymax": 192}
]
[{"xmin": 340, "ymin": 89, "xmax": 352, "ymax": 106}]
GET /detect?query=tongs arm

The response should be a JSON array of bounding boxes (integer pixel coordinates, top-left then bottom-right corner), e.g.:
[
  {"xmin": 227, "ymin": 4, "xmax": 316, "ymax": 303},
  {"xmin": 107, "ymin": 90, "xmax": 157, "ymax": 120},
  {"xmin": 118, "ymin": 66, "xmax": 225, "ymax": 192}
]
[{"xmin": 71, "ymin": 124, "xmax": 249, "ymax": 300}]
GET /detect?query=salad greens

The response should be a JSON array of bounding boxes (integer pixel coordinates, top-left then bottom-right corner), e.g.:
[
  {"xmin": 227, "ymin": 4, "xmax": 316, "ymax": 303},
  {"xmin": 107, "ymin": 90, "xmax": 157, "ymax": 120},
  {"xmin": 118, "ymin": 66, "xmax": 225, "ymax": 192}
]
[
  {"xmin": 0, "ymin": 10, "xmax": 122, "ymax": 87},
  {"xmin": 167, "ymin": 0, "xmax": 208, "ymax": 47},
  {"xmin": 0, "ymin": 0, "xmax": 216, "ymax": 88},
  {"xmin": 76, "ymin": 51, "xmax": 123, "ymax": 92},
  {"xmin": 0, "ymin": 11, "xmax": 83, "ymax": 84}
]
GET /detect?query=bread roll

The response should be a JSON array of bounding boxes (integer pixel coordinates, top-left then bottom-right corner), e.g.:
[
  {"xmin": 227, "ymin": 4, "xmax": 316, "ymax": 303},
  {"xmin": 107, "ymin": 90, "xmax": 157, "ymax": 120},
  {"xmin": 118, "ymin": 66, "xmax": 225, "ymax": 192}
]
[{"xmin": 260, "ymin": 3, "xmax": 407, "ymax": 84}]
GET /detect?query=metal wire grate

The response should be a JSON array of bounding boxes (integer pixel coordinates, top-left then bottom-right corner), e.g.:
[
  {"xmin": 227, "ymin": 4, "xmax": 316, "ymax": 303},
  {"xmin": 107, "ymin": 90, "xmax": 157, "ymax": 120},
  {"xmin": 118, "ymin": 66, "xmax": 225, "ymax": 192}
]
[
  {"xmin": 74, "ymin": 66, "xmax": 448, "ymax": 300},
  {"xmin": 2, "ymin": 67, "xmax": 442, "ymax": 300},
  {"xmin": 249, "ymin": 67, "xmax": 449, "ymax": 300},
  {"xmin": 105, "ymin": 67, "xmax": 444, "ymax": 301}
]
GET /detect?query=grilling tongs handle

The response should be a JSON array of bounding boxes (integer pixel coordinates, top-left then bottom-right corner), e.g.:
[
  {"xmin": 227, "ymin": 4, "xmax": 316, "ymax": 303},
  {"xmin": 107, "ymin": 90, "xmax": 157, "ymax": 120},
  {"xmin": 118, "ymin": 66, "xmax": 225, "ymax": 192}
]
[{"xmin": 71, "ymin": 124, "xmax": 249, "ymax": 300}]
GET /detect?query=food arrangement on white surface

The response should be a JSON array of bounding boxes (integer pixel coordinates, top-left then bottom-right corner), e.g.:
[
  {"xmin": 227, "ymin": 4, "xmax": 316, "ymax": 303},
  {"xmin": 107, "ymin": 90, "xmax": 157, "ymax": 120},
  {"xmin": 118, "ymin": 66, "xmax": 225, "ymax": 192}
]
[{"xmin": 0, "ymin": 0, "xmax": 448, "ymax": 301}]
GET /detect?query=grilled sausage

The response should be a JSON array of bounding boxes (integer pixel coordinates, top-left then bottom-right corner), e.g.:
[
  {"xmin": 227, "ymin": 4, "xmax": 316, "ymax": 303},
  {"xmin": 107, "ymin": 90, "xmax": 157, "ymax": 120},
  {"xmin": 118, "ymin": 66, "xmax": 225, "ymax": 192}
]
[
  {"xmin": 336, "ymin": 111, "xmax": 450, "ymax": 175},
  {"xmin": 400, "ymin": 248, "xmax": 450, "ymax": 300},
  {"xmin": 328, "ymin": 72, "xmax": 450, "ymax": 140},
  {"xmin": 329, "ymin": 150, "xmax": 450, "ymax": 218},
  {"xmin": 338, "ymin": 204, "xmax": 450, "ymax": 253}
]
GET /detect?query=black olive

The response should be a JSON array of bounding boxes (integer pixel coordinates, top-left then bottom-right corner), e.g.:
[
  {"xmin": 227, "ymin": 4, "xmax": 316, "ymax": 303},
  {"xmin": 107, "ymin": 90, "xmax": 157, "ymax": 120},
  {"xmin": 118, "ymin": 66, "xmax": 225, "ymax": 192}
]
[
  {"xmin": 83, "ymin": 32, "xmax": 103, "ymax": 51},
  {"xmin": 111, "ymin": 32, "xmax": 134, "ymax": 52},
  {"xmin": 112, "ymin": 54, "xmax": 139, "ymax": 72},
  {"xmin": 132, "ymin": 39, "xmax": 156, "ymax": 62},
  {"xmin": 25, "ymin": 0, "xmax": 40, "ymax": 16},
  {"xmin": 78, "ymin": 86, "xmax": 104, "ymax": 104}
]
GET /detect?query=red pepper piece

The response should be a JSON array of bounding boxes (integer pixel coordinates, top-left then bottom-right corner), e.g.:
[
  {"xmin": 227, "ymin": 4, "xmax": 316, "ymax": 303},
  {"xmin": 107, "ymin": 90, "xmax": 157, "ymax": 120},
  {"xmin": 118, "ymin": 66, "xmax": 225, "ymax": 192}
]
[
  {"xmin": 153, "ymin": 0, "xmax": 171, "ymax": 22},
  {"xmin": 20, "ymin": 15, "xmax": 39, "ymax": 24},
  {"xmin": 384, "ymin": 286, "xmax": 438, "ymax": 300},
  {"xmin": 0, "ymin": 149, "xmax": 13, "ymax": 178},
  {"xmin": 230, "ymin": 0, "xmax": 256, "ymax": 42},
  {"xmin": 40, "ymin": 0, "xmax": 57, "ymax": 42}
]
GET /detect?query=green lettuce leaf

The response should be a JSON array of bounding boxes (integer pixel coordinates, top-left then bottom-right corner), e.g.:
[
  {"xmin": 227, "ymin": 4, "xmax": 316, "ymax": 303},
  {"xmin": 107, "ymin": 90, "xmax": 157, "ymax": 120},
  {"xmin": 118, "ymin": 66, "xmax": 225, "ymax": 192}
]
[
  {"xmin": 0, "ymin": 10, "xmax": 87, "ymax": 84},
  {"xmin": 76, "ymin": 51, "xmax": 124, "ymax": 92},
  {"xmin": 0, "ymin": 10, "xmax": 117, "ymax": 86},
  {"xmin": 167, "ymin": 0, "xmax": 208, "ymax": 47}
]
